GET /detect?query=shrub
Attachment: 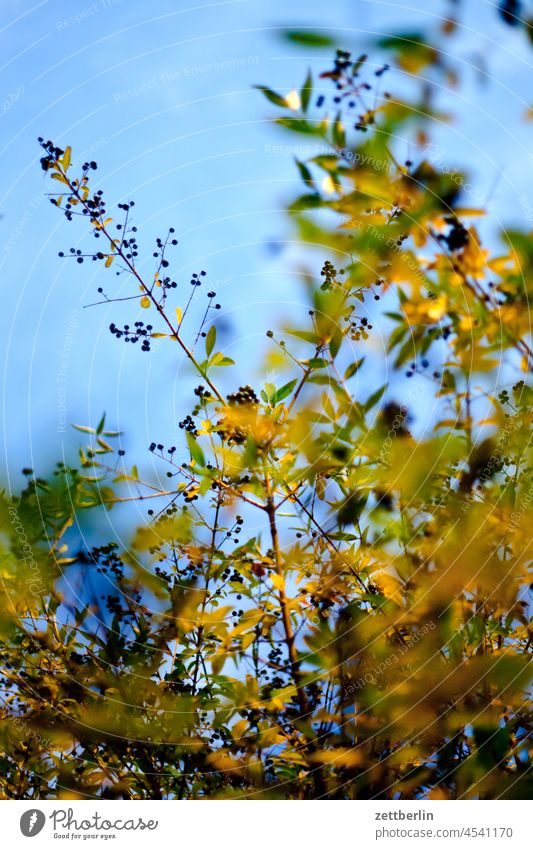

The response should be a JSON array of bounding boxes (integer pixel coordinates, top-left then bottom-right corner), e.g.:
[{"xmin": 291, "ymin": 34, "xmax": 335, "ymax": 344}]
[{"xmin": 0, "ymin": 51, "xmax": 531, "ymax": 800}]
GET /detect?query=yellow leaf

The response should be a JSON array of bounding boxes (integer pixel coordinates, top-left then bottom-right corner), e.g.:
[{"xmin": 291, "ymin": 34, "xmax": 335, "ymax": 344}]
[
  {"xmin": 285, "ymin": 89, "xmax": 301, "ymax": 111},
  {"xmin": 241, "ymin": 632, "xmax": 256, "ymax": 650},
  {"xmin": 321, "ymin": 175, "xmax": 336, "ymax": 195},
  {"xmin": 206, "ymin": 751, "xmax": 244, "ymax": 773},
  {"xmin": 428, "ymin": 788, "xmax": 451, "ymax": 800},
  {"xmin": 426, "ymin": 294, "xmax": 447, "ymax": 322},
  {"xmin": 232, "ymin": 719, "xmax": 249, "ymax": 740},
  {"xmin": 211, "ymin": 653, "xmax": 226, "ymax": 675},
  {"xmin": 271, "ymin": 573, "xmax": 285, "ymax": 592},
  {"xmin": 62, "ymin": 146, "xmax": 72, "ymax": 170},
  {"xmin": 310, "ymin": 748, "xmax": 364, "ymax": 767},
  {"xmin": 453, "ymin": 207, "xmax": 485, "ymax": 217},
  {"xmin": 104, "ymin": 255, "xmax": 114, "ymax": 268},
  {"xmin": 140, "ymin": 296, "xmax": 150, "ymax": 309},
  {"xmin": 175, "ymin": 307, "xmax": 182, "ymax": 325}
]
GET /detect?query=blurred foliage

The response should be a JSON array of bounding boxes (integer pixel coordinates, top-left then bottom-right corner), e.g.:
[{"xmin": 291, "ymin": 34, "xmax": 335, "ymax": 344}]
[{"xmin": 0, "ymin": 33, "xmax": 532, "ymax": 800}]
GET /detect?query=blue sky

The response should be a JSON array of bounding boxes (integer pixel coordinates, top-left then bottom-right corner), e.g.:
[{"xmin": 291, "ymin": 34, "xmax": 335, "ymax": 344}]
[{"xmin": 2, "ymin": 0, "xmax": 533, "ymax": 502}]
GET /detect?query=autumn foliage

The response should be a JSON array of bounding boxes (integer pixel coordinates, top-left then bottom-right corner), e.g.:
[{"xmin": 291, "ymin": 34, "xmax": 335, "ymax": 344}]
[{"xmin": 0, "ymin": 44, "xmax": 532, "ymax": 800}]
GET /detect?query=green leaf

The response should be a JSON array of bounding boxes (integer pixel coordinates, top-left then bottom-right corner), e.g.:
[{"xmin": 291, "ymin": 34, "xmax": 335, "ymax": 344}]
[
  {"xmin": 96, "ymin": 412, "xmax": 106, "ymax": 435},
  {"xmin": 209, "ymin": 352, "xmax": 235, "ymax": 367},
  {"xmin": 300, "ymin": 69, "xmax": 313, "ymax": 113},
  {"xmin": 387, "ymin": 324, "xmax": 408, "ymax": 352},
  {"xmin": 295, "ymin": 158, "xmax": 315, "ymax": 190},
  {"xmin": 205, "ymin": 325, "xmax": 216, "ymax": 358},
  {"xmin": 275, "ymin": 117, "xmax": 320, "ymax": 135},
  {"xmin": 312, "ymin": 154, "xmax": 340, "ymax": 169},
  {"xmin": 197, "ymin": 358, "xmax": 209, "ymax": 378},
  {"xmin": 186, "ymin": 432, "xmax": 205, "ymax": 467},
  {"xmin": 284, "ymin": 30, "xmax": 335, "ymax": 47},
  {"xmin": 96, "ymin": 437, "xmax": 113, "ymax": 452},
  {"xmin": 253, "ymin": 85, "xmax": 288, "ymax": 107},
  {"xmin": 288, "ymin": 193, "xmax": 323, "ymax": 212},
  {"xmin": 273, "ymin": 379, "xmax": 298, "ymax": 405},
  {"xmin": 242, "ymin": 434, "xmax": 259, "ymax": 466},
  {"xmin": 352, "ymin": 54, "xmax": 368, "ymax": 75},
  {"xmin": 289, "ymin": 329, "xmax": 319, "ymax": 344},
  {"xmin": 332, "ymin": 112, "xmax": 346, "ymax": 149},
  {"xmin": 307, "ymin": 357, "xmax": 329, "ymax": 369},
  {"xmin": 327, "ymin": 531, "xmax": 359, "ymax": 542},
  {"xmin": 394, "ymin": 334, "xmax": 419, "ymax": 368},
  {"xmin": 364, "ymin": 385, "xmax": 386, "ymax": 411},
  {"xmin": 72, "ymin": 424, "xmax": 96, "ymax": 434},
  {"xmin": 329, "ymin": 328, "xmax": 343, "ymax": 359},
  {"xmin": 263, "ymin": 382, "xmax": 276, "ymax": 404},
  {"xmin": 344, "ymin": 357, "xmax": 365, "ymax": 379},
  {"xmin": 309, "ymin": 375, "xmax": 342, "ymax": 394},
  {"xmin": 338, "ymin": 492, "xmax": 368, "ymax": 526}
]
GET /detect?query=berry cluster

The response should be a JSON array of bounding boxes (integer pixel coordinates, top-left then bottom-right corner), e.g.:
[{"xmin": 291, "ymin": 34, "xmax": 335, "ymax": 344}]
[
  {"xmin": 39, "ymin": 138, "xmax": 67, "ymax": 171},
  {"xmin": 182, "ymin": 487, "xmax": 199, "ymax": 503},
  {"xmin": 149, "ymin": 442, "xmax": 177, "ymax": 455},
  {"xmin": 109, "ymin": 320, "xmax": 153, "ymax": 352},
  {"xmin": 81, "ymin": 186, "xmax": 106, "ymax": 222},
  {"xmin": 87, "ymin": 543, "xmax": 145, "ymax": 625},
  {"xmin": 405, "ymin": 357, "xmax": 430, "ymax": 378},
  {"xmin": 318, "ymin": 51, "xmax": 390, "ymax": 132},
  {"xmin": 438, "ymin": 218, "xmax": 469, "ymax": 252},
  {"xmin": 227, "ymin": 385, "xmax": 259, "ymax": 406},
  {"xmin": 152, "ymin": 230, "xmax": 180, "ymax": 294},
  {"xmin": 345, "ymin": 313, "xmax": 373, "ymax": 341},
  {"xmin": 91, "ymin": 542, "xmax": 123, "ymax": 577},
  {"xmin": 178, "ymin": 414, "xmax": 198, "ymax": 435},
  {"xmin": 191, "ymin": 385, "xmax": 216, "ymax": 417},
  {"xmin": 215, "ymin": 423, "xmax": 247, "ymax": 445},
  {"xmin": 41, "ymin": 141, "xmax": 231, "ymax": 376},
  {"xmin": 155, "ymin": 233, "xmax": 177, "ymax": 258},
  {"xmin": 320, "ymin": 259, "xmax": 340, "ymax": 290},
  {"xmin": 190, "ymin": 270, "xmax": 206, "ymax": 286},
  {"xmin": 223, "ymin": 563, "xmax": 244, "ymax": 584}
]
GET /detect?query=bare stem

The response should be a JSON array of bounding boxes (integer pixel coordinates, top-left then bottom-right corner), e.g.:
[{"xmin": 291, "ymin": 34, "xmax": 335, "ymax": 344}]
[{"xmin": 265, "ymin": 492, "xmax": 309, "ymax": 717}]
